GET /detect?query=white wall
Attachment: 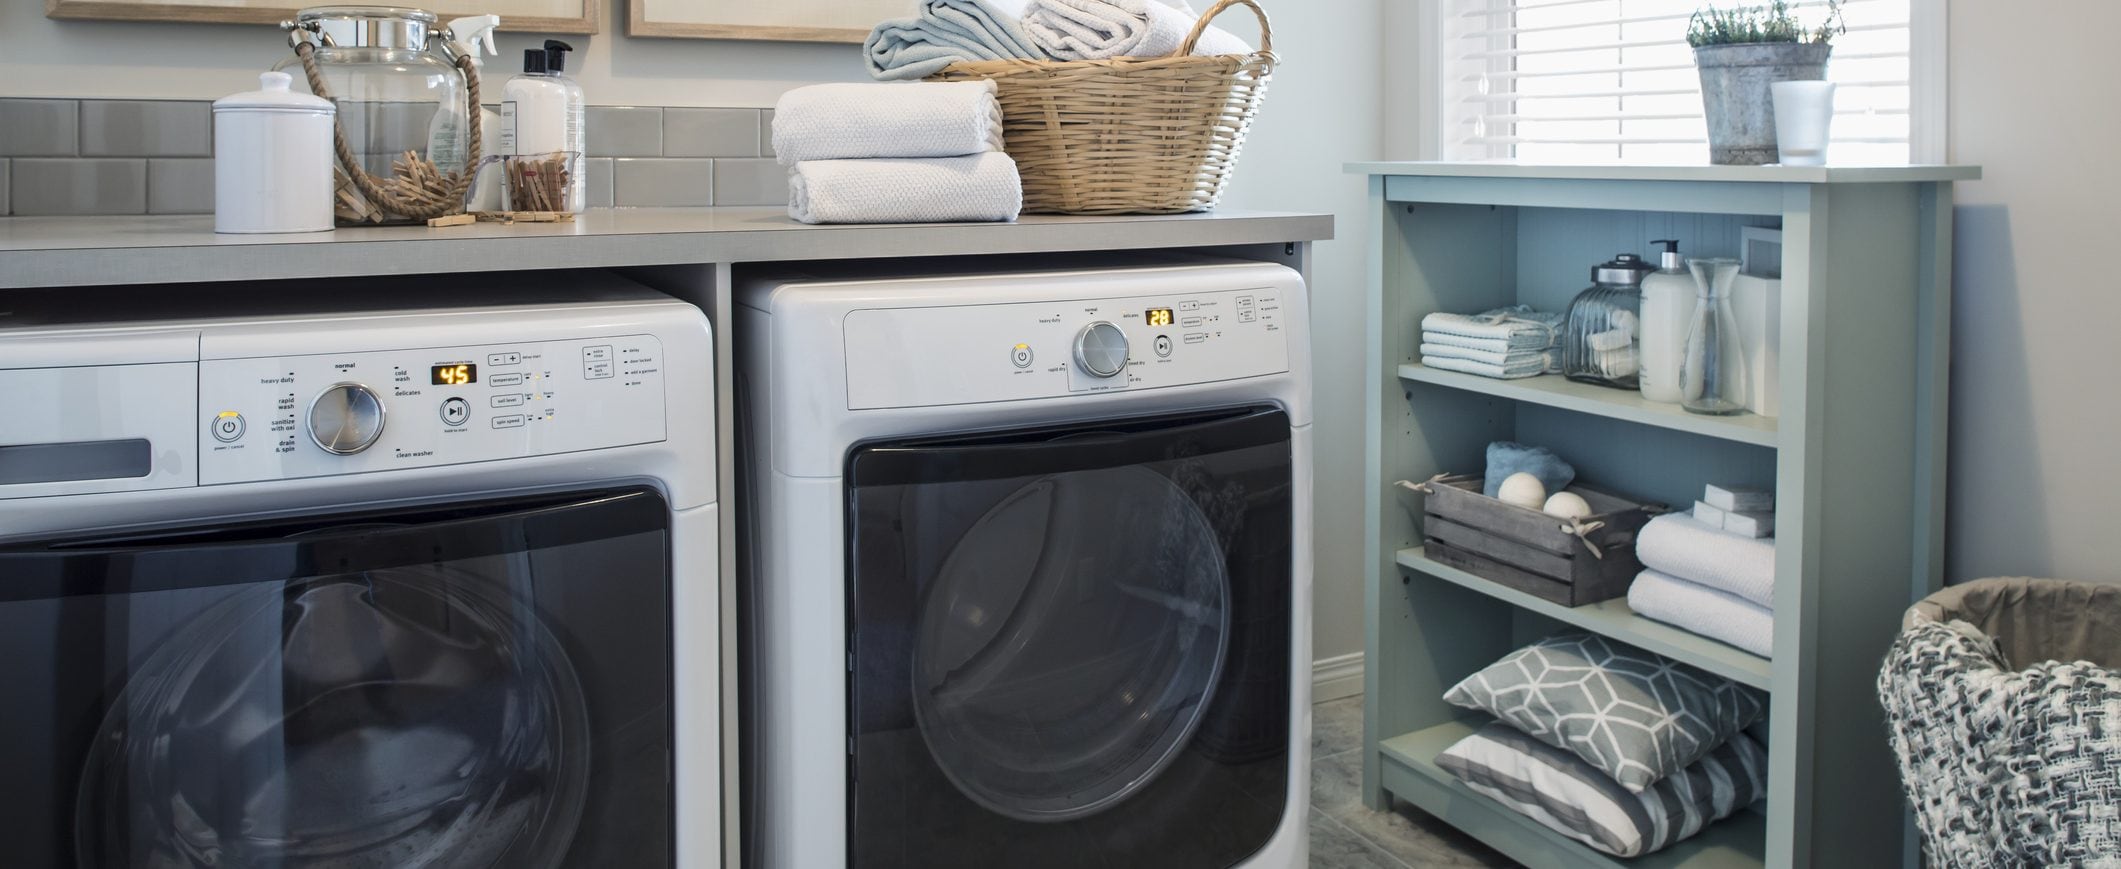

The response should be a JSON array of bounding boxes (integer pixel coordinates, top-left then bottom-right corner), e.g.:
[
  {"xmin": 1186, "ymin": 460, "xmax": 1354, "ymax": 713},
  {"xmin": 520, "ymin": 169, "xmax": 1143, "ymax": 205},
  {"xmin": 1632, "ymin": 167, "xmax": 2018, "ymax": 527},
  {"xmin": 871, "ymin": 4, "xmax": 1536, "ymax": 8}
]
[
  {"xmin": 1943, "ymin": 1, "xmax": 2121, "ymax": 583},
  {"xmin": 0, "ymin": 0, "xmax": 861, "ymax": 106},
  {"xmin": 0, "ymin": 0, "xmax": 1386, "ymax": 667},
  {"xmin": 1213, "ymin": 0, "xmax": 1385, "ymax": 671}
]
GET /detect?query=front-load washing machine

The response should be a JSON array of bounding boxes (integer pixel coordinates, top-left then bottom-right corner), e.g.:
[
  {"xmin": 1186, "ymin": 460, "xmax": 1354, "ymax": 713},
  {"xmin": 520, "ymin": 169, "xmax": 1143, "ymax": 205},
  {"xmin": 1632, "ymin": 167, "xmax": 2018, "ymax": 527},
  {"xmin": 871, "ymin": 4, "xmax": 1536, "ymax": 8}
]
[
  {"xmin": 738, "ymin": 255, "xmax": 1312, "ymax": 869},
  {"xmin": 0, "ymin": 273, "xmax": 719, "ymax": 868}
]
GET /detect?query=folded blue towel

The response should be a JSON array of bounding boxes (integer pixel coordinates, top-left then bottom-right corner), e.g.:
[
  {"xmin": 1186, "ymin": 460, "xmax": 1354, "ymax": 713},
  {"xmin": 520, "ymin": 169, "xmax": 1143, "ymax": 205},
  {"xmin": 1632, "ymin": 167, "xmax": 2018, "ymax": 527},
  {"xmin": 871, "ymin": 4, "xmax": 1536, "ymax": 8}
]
[
  {"xmin": 866, "ymin": 0, "xmax": 1049, "ymax": 81},
  {"xmin": 1484, "ymin": 441, "xmax": 1576, "ymax": 499}
]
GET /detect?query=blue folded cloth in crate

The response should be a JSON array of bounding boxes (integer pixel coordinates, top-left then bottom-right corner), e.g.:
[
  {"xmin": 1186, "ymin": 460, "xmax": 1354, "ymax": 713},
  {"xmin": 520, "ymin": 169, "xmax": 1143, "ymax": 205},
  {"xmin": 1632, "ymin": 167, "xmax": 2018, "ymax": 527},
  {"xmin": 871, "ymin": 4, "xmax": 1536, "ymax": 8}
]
[{"xmin": 1484, "ymin": 441, "xmax": 1575, "ymax": 500}]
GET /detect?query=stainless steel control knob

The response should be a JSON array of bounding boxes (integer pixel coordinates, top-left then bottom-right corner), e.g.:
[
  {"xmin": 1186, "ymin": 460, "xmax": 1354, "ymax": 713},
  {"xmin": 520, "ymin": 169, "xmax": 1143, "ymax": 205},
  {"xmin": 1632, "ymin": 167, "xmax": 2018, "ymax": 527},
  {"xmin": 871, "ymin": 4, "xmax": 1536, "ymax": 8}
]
[
  {"xmin": 1073, "ymin": 321, "xmax": 1130, "ymax": 378},
  {"xmin": 309, "ymin": 382, "xmax": 386, "ymax": 455}
]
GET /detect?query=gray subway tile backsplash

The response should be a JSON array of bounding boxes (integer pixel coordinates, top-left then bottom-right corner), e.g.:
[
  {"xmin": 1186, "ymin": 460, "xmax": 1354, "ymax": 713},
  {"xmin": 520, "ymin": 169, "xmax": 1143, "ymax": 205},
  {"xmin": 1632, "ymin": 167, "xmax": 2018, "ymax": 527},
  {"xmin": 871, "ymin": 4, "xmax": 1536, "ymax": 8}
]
[
  {"xmin": 584, "ymin": 157, "xmax": 614, "ymax": 208},
  {"xmin": 10, "ymin": 158, "xmax": 147, "ymax": 216},
  {"xmin": 586, "ymin": 107, "xmax": 663, "ymax": 157},
  {"xmin": 664, "ymin": 108, "xmax": 760, "ymax": 158},
  {"xmin": 147, "ymin": 158, "xmax": 215, "ymax": 214},
  {"xmin": 712, "ymin": 158, "xmax": 789, "ymax": 208},
  {"xmin": 0, "ymin": 101, "xmax": 784, "ymax": 216},
  {"xmin": 1, "ymin": 99, "xmax": 81, "ymax": 157},
  {"xmin": 81, "ymin": 100, "xmax": 212, "ymax": 158},
  {"xmin": 612, "ymin": 158, "xmax": 715, "ymax": 207}
]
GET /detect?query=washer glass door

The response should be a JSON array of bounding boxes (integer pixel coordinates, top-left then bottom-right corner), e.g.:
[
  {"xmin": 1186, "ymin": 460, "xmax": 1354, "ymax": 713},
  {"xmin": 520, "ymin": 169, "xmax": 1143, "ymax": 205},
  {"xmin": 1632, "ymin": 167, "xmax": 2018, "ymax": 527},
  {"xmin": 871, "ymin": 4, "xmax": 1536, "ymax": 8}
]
[
  {"xmin": 847, "ymin": 406, "xmax": 1293, "ymax": 869},
  {"xmin": 0, "ymin": 488, "xmax": 673, "ymax": 869}
]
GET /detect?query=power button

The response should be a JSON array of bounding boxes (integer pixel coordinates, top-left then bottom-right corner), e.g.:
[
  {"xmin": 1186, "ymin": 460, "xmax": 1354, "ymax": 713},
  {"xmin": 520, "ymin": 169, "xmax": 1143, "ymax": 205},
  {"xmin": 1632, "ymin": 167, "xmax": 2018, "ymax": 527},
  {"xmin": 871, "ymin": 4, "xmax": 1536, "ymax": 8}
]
[
  {"xmin": 1010, "ymin": 343, "xmax": 1034, "ymax": 368},
  {"xmin": 210, "ymin": 411, "xmax": 245, "ymax": 443}
]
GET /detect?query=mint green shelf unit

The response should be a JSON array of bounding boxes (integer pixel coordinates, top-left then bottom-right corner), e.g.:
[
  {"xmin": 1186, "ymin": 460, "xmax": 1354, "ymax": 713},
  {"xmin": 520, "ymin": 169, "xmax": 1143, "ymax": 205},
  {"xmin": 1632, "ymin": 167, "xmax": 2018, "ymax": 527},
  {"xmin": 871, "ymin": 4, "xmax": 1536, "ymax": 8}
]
[{"xmin": 1352, "ymin": 162, "xmax": 1977, "ymax": 868}]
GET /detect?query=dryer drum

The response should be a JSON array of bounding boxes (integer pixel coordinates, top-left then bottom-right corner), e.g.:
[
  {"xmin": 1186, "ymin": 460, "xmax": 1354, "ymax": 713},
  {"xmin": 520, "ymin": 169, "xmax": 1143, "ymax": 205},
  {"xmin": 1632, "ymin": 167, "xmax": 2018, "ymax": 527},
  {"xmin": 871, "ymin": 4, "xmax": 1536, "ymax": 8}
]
[
  {"xmin": 911, "ymin": 466, "xmax": 1231, "ymax": 823},
  {"xmin": 74, "ymin": 565, "xmax": 592, "ymax": 868}
]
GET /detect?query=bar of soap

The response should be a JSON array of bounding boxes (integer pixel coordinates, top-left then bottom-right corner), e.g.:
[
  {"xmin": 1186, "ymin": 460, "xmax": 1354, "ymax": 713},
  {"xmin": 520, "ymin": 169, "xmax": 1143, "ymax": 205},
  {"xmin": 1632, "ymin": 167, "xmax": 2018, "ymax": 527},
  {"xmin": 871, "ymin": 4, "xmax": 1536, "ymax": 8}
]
[
  {"xmin": 1704, "ymin": 483, "xmax": 1774, "ymax": 513},
  {"xmin": 1724, "ymin": 509, "xmax": 1774, "ymax": 538},
  {"xmin": 1692, "ymin": 500, "xmax": 1727, "ymax": 527}
]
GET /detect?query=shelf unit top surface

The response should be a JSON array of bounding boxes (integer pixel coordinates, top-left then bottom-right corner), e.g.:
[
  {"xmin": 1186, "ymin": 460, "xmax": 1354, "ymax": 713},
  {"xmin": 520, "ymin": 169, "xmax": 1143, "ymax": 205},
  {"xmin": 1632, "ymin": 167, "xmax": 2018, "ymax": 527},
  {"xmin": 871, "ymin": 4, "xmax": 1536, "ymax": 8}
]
[
  {"xmin": 1379, "ymin": 719, "xmax": 1767, "ymax": 869},
  {"xmin": 1397, "ymin": 547, "xmax": 1774, "ymax": 691},
  {"xmin": 1400, "ymin": 364, "xmax": 1780, "ymax": 449},
  {"xmin": 1347, "ymin": 160, "xmax": 1980, "ymax": 184}
]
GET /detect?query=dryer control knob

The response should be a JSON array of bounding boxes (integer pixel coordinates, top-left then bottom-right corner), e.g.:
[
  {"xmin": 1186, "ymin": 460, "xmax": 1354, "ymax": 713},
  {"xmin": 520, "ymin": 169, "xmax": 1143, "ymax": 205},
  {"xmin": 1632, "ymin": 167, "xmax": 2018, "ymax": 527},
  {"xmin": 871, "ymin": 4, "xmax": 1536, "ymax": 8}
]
[
  {"xmin": 1073, "ymin": 321, "xmax": 1130, "ymax": 378},
  {"xmin": 309, "ymin": 382, "xmax": 387, "ymax": 455}
]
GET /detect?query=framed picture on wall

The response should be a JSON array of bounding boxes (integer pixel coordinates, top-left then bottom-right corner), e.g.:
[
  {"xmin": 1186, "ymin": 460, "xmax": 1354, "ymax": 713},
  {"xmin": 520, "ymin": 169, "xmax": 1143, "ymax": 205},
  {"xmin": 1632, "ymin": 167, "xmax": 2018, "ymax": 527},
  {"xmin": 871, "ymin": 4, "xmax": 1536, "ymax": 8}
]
[
  {"xmin": 628, "ymin": 0, "xmax": 915, "ymax": 42},
  {"xmin": 45, "ymin": 0, "xmax": 599, "ymax": 35}
]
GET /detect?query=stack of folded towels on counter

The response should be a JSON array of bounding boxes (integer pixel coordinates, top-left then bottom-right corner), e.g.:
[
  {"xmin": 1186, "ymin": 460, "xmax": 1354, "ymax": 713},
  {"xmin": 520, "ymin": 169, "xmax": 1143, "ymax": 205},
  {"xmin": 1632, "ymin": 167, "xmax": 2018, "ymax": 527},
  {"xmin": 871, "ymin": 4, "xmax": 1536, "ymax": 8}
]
[
  {"xmin": 865, "ymin": 0, "xmax": 1251, "ymax": 81},
  {"xmin": 1436, "ymin": 634, "xmax": 1770, "ymax": 858},
  {"xmin": 1419, "ymin": 305, "xmax": 1564, "ymax": 380},
  {"xmin": 771, "ymin": 81, "xmax": 1022, "ymax": 225},
  {"xmin": 1629, "ymin": 484, "xmax": 1777, "ymax": 657}
]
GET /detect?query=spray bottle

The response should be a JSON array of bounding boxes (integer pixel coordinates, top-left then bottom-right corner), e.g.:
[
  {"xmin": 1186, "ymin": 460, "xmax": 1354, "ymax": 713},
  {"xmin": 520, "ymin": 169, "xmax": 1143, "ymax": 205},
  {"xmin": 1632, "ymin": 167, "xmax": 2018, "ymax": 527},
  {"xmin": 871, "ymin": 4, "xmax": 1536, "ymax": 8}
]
[{"xmin": 435, "ymin": 15, "xmax": 504, "ymax": 211}]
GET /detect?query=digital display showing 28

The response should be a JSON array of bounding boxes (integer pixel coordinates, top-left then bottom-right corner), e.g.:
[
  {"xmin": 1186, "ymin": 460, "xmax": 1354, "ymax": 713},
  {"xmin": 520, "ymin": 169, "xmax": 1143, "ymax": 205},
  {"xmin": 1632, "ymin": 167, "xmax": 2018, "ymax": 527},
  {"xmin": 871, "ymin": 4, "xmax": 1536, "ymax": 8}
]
[
  {"xmin": 432, "ymin": 363, "xmax": 477, "ymax": 385},
  {"xmin": 1145, "ymin": 307, "xmax": 1175, "ymax": 327}
]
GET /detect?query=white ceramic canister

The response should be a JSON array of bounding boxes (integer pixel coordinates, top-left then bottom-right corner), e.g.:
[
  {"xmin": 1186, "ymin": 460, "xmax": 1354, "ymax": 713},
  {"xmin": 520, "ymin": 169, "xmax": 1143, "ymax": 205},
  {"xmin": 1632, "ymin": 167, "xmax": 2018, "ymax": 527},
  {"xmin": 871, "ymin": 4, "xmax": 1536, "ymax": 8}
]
[{"xmin": 213, "ymin": 71, "xmax": 335, "ymax": 234}]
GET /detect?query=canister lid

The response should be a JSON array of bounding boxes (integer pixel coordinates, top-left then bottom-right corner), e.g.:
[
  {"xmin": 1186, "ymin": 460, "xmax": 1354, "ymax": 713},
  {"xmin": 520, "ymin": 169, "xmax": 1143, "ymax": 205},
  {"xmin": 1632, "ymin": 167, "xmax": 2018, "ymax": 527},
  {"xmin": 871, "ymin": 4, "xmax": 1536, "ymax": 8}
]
[
  {"xmin": 1591, "ymin": 253, "xmax": 1653, "ymax": 285},
  {"xmin": 214, "ymin": 71, "xmax": 335, "ymax": 114}
]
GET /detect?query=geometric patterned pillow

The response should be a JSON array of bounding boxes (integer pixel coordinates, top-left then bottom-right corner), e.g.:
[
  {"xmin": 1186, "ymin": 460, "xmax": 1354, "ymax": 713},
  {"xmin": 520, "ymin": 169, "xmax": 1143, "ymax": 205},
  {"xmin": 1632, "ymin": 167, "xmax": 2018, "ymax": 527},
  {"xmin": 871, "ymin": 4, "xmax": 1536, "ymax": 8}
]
[{"xmin": 1445, "ymin": 633, "xmax": 1769, "ymax": 793}]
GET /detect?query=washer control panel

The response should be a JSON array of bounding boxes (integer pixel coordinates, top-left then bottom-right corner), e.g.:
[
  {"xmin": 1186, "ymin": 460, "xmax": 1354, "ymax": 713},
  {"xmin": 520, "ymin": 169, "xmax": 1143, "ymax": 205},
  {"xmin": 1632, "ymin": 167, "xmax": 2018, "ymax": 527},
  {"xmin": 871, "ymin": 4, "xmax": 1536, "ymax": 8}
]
[
  {"xmin": 198, "ymin": 335, "xmax": 666, "ymax": 484},
  {"xmin": 844, "ymin": 287, "xmax": 1288, "ymax": 409}
]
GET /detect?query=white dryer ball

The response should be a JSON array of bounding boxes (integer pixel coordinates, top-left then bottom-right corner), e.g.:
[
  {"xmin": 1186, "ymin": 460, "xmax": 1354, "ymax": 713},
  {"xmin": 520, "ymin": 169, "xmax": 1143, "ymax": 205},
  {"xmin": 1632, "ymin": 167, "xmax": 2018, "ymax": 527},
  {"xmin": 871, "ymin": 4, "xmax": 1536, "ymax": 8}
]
[
  {"xmin": 1543, "ymin": 491, "xmax": 1594, "ymax": 521},
  {"xmin": 1496, "ymin": 472, "xmax": 1547, "ymax": 510}
]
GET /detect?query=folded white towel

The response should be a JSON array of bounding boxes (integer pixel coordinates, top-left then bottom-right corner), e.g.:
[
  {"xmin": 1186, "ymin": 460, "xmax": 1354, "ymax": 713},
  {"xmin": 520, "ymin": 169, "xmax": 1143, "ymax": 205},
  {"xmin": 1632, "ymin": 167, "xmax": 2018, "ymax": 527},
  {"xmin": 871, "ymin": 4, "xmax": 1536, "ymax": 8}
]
[
  {"xmin": 1023, "ymin": 0, "xmax": 1250, "ymax": 61},
  {"xmin": 1422, "ymin": 307, "xmax": 1564, "ymax": 352},
  {"xmin": 1636, "ymin": 513, "xmax": 1776, "ymax": 609},
  {"xmin": 788, "ymin": 153, "xmax": 1023, "ymax": 225},
  {"xmin": 773, "ymin": 81, "xmax": 1004, "ymax": 166},
  {"xmin": 1421, "ymin": 354, "xmax": 1548, "ymax": 380},
  {"xmin": 1419, "ymin": 341, "xmax": 1555, "ymax": 370},
  {"xmin": 1629, "ymin": 570, "xmax": 1774, "ymax": 658},
  {"xmin": 866, "ymin": 0, "xmax": 1048, "ymax": 81}
]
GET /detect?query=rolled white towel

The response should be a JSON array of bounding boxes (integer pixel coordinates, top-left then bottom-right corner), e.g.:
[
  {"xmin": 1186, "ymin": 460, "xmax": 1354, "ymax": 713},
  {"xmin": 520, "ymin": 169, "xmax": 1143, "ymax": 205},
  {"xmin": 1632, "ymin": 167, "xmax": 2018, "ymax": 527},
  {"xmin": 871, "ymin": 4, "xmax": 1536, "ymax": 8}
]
[
  {"xmin": 1629, "ymin": 570, "xmax": 1774, "ymax": 658},
  {"xmin": 1023, "ymin": 0, "xmax": 1250, "ymax": 61},
  {"xmin": 788, "ymin": 153, "xmax": 1023, "ymax": 225},
  {"xmin": 1636, "ymin": 513, "xmax": 1776, "ymax": 609},
  {"xmin": 773, "ymin": 81, "xmax": 1004, "ymax": 166}
]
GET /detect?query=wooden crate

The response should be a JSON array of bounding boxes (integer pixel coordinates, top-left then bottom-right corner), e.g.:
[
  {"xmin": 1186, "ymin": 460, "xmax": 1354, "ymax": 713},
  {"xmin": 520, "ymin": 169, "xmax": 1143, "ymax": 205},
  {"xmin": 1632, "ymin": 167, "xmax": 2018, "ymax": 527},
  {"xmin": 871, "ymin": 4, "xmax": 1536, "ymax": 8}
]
[{"xmin": 1421, "ymin": 474, "xmax": 1660, "ymax": 607}]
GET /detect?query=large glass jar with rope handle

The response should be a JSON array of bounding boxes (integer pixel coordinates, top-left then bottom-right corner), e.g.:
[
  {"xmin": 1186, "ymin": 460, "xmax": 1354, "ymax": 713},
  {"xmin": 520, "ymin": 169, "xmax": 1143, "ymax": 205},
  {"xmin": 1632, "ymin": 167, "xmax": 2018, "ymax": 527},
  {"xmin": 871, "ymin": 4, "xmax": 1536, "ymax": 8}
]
[{"xmin": 274, "ymin": 6, "xmax": 486, "ymax": 225}]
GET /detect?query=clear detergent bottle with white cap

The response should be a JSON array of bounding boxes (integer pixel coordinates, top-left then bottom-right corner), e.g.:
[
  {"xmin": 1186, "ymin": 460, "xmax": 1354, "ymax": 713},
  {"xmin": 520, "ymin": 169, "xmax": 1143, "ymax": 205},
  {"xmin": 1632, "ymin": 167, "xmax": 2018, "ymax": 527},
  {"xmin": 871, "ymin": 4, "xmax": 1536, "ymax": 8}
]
[{"xmin": 1637, "ymin": 239, "xmax": 1693, "ymax": 404}]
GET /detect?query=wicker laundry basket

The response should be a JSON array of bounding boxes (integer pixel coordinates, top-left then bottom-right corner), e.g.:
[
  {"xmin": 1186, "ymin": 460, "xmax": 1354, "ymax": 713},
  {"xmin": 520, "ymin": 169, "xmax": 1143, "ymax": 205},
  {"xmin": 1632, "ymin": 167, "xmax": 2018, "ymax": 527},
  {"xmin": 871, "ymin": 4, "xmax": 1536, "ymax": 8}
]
[
  {"xmin": 929, "ymin": 0, "xmax": 1277, "ymax": 215},
  {"xmin": 1878, "ymin": 578, "xmax": 2121, "ymax": 867}
]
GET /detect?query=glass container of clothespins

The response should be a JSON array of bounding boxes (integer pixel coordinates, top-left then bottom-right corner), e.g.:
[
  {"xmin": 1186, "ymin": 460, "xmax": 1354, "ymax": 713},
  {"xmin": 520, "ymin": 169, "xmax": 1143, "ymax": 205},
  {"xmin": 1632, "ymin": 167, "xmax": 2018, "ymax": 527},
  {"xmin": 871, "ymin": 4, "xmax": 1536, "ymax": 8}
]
[
  {"xmin": 496, "ymin": 151, "xmax": 581, "ymax": 215},
  {"xmin": 1561, "ymin": 253, "xmax": 1653, "ymax": 389}
]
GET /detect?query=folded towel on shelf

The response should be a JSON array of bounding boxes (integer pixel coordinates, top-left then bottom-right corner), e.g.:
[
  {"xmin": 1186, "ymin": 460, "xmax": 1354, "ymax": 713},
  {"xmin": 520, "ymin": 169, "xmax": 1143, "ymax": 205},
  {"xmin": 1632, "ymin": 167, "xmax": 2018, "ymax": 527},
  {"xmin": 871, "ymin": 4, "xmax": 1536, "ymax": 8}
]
[
  {"xmin": 1421, "ymin": 306, "xmax": 1565, "ymax": 353},
  {"xmin": 1629, "ymin": 570, "xmax": 1774, "ymax": 658},
  {"xmin": 1418, "ymin": 342, "xmax": 1554, "ymax": 371},
  {"xmin": 772, "ymin": 81, "xmax": 1004, "ymax": 165},
  {"xmin": 1636, "ymin": 513, "xmax": 1776, "ymax": 609},
  {"xmin": 866, "ymin": 0, "xmax": 1047, "ymax": 81},
  {"xmin": 1420, "ymin": 353, "xmax": 1548, "ymax": 380},
  {"xmin": 788, "ymin": 153, "xmax": 1023, "ymax": 224},
  {"xmin": 1022, "ymin": 0, "xmax": 1249, "ymax": 61}
]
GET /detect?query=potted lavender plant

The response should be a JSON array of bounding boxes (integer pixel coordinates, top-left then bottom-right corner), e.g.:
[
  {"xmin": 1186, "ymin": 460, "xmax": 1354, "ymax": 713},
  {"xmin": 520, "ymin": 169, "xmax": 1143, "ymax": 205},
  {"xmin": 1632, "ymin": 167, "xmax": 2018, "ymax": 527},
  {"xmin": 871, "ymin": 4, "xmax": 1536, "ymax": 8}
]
[{"xmin": 1689, "ymin": 0, "xmax": 1844, "ymax": 165}]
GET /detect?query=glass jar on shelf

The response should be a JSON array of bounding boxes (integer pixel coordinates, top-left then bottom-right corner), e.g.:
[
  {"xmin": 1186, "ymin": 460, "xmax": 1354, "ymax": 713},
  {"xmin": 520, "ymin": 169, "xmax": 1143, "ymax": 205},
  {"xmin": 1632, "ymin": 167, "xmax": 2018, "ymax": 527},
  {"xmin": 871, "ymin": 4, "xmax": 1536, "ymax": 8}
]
[{"xmin": 1561, "ymin": 253, "xmax": 1653, "ymax": 389}]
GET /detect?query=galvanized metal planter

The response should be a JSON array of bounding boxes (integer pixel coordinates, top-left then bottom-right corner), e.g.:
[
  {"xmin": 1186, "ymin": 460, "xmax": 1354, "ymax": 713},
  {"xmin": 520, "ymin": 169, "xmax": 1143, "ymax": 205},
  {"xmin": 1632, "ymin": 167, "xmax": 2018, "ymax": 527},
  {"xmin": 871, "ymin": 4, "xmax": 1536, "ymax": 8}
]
[{"xmin": 1694, "ymin": 42, "xmax": 1831, "ymax": 165}]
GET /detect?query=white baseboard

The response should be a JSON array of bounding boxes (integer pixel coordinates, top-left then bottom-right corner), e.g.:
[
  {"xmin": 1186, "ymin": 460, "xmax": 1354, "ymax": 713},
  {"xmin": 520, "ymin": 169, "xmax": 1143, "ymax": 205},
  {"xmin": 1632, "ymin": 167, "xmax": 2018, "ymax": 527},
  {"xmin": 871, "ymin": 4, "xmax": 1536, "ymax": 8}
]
[{"xmin": 1312, "ymin": 652, "xmax": 1364, "ymax": 702}]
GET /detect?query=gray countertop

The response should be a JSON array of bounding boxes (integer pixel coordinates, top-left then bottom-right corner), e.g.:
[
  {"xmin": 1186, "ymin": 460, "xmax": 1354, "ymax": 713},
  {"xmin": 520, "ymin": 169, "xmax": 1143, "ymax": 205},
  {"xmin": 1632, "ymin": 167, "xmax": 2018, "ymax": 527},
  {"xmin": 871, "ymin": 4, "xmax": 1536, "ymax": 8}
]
[{"xmin": 0, "ymin": 207, "xmax": 1336, "ymax": 289}]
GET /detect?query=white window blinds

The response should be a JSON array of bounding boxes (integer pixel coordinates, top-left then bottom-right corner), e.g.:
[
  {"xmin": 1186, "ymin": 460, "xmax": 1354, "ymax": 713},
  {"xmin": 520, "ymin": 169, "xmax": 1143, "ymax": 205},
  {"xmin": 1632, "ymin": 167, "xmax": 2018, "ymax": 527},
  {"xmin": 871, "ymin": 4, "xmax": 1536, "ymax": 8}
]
[{"xmin": 1438, "ymin": 0, "xmax": 1915, "ymax": 164}]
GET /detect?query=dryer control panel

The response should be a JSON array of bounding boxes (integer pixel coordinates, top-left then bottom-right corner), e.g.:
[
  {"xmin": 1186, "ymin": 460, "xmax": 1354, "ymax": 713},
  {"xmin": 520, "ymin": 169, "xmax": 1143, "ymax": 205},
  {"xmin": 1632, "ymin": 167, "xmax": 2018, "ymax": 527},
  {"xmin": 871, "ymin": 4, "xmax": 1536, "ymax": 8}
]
[
  {"xmin": 843, "ymin": 286, "xmax": 1289, "ymax": 410},
  {"xmin": 199, "ymin": 335, "xmax": 667, "ymax": 484}
]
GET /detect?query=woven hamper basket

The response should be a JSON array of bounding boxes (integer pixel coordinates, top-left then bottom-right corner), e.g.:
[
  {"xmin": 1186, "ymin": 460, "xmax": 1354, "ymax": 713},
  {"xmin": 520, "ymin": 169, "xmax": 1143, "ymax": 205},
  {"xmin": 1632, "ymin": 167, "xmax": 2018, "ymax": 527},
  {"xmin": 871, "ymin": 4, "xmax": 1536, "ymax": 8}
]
[{"xmin": 929, "ymin": 0, "xmax": 1277, "ymax": 215}]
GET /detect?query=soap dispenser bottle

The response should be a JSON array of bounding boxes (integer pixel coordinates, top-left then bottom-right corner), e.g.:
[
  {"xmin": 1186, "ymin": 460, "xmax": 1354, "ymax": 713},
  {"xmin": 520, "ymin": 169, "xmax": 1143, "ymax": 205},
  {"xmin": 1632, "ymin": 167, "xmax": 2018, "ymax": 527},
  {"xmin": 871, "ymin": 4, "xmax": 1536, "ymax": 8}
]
[
  {"xmin": 500, "ymin": 39, "xmax": 585, "ymax": 212},
  {"xmin": 1637, "ymin": 239, "xmax": 1692, "ymax": 404}
]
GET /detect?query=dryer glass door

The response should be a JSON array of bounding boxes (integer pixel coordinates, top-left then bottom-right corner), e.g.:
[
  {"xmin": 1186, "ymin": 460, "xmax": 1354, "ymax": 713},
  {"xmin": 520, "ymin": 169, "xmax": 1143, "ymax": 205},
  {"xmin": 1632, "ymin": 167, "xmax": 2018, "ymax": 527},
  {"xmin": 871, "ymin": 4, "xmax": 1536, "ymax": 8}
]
[
  {"xmin": 847, "ymin": 405, "xmax": 1293, "ymax": 869},
  {"xmin": 0, "ymin": 488, "xmax": 674, "ymax": 869}
]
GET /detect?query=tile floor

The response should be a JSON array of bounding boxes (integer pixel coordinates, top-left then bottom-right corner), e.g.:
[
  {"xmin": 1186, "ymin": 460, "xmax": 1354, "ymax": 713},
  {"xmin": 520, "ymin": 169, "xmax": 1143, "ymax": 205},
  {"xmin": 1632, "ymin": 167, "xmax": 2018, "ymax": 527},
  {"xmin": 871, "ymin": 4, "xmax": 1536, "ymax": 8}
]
[{"xmin": 1308, "ymin": 696, "xmax": 1519, "ymax": 869}]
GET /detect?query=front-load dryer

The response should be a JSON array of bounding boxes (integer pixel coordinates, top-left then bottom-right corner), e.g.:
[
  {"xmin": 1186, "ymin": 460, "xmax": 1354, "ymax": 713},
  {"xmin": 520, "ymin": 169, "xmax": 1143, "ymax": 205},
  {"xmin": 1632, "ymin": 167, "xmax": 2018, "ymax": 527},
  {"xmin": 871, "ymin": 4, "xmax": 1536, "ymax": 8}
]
[
  {"xmin": 0, "ymin": 273, "xmax": 720, "ymax": 868},
  {"xmin": 738, "ymin": 255, "xmax": 1313, "ymax": 869}
]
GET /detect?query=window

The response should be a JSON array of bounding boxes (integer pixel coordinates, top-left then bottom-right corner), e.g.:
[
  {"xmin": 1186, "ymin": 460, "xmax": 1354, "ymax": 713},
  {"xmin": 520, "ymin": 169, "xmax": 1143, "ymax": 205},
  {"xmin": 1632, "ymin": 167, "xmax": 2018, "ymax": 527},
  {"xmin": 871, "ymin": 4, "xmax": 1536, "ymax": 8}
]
[{"xmin": 1436, "ymin": 0, "xmax": 1936, "ymax": 164}]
